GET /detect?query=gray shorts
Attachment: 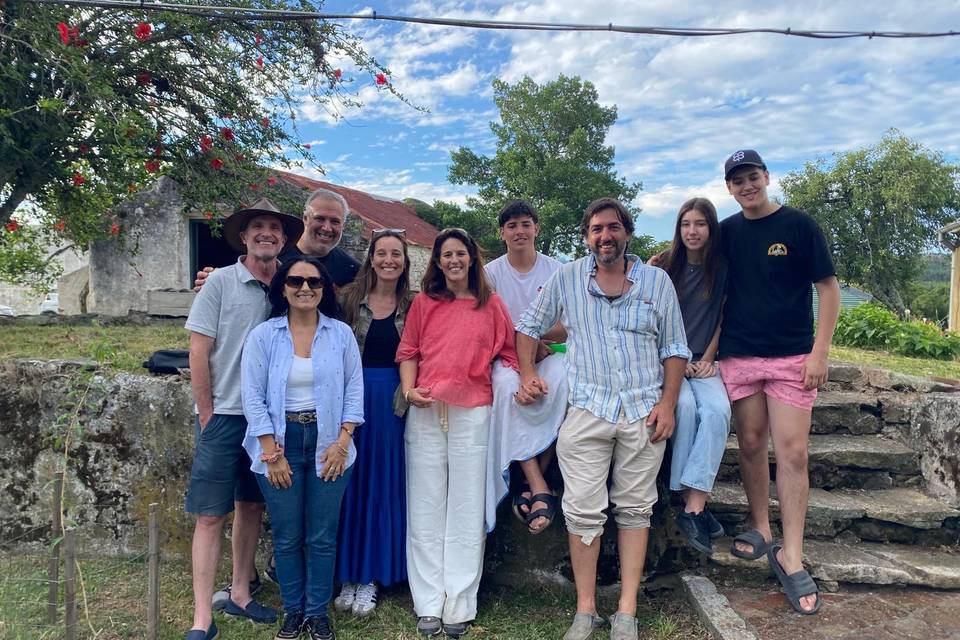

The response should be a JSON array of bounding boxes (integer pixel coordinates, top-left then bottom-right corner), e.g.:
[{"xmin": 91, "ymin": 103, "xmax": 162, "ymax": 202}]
[{"xmin": 185, "ymin": 414, "xmax": 263, "ymax": 516}]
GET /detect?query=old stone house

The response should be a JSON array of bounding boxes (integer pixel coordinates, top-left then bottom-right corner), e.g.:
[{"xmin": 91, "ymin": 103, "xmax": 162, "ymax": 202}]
[{"xmin": 58, "ymin": 172, "xmax": 440, "ymax": 316}]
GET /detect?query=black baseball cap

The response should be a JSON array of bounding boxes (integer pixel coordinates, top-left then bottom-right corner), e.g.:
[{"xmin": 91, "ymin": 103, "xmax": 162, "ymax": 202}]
[{"xmin": 724, "ymin": 149, "xmax": 766, "ymax": 180}]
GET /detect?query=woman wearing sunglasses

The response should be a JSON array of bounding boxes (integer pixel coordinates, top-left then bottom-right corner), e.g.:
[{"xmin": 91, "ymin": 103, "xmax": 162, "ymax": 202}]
[
  {"xmin": 397, "ymin": 228, "xmax": 519, "ymax": 639},
  {"xmin": 333, "ymin": 229, "xmax": 416, "ymax": 617},
  {"xmin": 241, "ymin": 257, "xmax": 363, "ymax": 640}
]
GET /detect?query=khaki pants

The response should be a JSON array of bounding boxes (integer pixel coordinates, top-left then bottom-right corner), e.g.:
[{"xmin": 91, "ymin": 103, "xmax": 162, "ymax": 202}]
[{"xmin": 557, "ymin": 406, "xmax": 666, "ymax": 545}]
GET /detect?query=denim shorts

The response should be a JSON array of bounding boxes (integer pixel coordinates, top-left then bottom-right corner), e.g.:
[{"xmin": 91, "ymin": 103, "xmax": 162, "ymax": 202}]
[{"xmin": 185, "ymin": 414, "xmax": 264, "ymax": 516}]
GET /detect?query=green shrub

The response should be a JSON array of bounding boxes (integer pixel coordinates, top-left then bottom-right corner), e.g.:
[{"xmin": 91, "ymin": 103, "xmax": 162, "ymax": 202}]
[
  {"xmin": 834, "ymin": 303, "xmax": 960, "ymax": 361},
  {"xmin": 834, "ymin": 304, "xmax": 901, "ymax": 349}
]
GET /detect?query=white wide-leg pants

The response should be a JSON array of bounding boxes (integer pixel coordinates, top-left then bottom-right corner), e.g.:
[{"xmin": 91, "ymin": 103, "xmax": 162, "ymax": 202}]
[{"xmin": 405, "ymin": 402, "xmax": 490, "ymax": 624}]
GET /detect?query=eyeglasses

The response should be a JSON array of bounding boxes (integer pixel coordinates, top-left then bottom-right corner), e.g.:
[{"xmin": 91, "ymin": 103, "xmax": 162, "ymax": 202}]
[
  {"xmin": 284, "ymin": 275, "xmax": 324, "ymax": 290},
  {"xmin": 372, "ymin": 228, "xmax": 406, "ymax": 239}
]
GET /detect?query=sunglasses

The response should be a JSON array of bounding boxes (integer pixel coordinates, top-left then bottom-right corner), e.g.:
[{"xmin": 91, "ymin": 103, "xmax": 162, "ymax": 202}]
[
  {"xmin": 284, "ymin": 275, "xmax": 324, "ymax": 290},
  {"xmin": 372, "ymin": 227, "xmax": 406, "ymax": 239}
]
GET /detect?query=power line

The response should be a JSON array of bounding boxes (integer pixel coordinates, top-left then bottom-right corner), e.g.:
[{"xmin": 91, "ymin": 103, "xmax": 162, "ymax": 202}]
[{"xmin": 20, "ymin": 0, "xmax": 960, "ymax": 40}]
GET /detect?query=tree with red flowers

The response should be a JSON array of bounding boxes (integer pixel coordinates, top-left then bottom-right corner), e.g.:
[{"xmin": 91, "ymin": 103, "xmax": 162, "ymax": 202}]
[{"xmin": 0, "ymin": 2, "xmax": 403, "ymax": 288}]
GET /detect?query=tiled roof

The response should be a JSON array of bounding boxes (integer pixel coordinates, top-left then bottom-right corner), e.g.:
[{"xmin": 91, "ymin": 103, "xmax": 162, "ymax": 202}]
[{"xmin": 275, "ymin": 171, "xmax": 439, "ymax": 249}]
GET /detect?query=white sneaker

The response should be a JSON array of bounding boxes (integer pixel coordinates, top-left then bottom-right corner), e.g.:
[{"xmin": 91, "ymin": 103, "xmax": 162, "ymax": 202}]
[
  {"xmin": 352, "ymin": 582, "xmax": 378, "ymax": 617},
  {"xmin": 334, "ymin": 582, "xmax": 357, "ymax": 612}
]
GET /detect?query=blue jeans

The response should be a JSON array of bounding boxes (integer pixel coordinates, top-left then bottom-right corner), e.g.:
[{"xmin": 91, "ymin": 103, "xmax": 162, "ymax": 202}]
[
  {"xmin": 670, "ymin": 374, "xmax": 731, "ymax": 492},
  {"xmin": 256, "ymin": 420, "xmax": 352, "ymax": 617}
]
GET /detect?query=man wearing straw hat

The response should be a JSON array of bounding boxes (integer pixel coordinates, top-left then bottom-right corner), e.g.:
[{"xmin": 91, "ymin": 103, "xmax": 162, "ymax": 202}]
[{"xmin": 183, "ymin": 199, "xmax": 303, "ymax": 640}]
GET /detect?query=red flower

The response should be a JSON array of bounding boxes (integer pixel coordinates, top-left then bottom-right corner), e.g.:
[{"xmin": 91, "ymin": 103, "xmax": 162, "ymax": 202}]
[
  {"xmin": 136, "ymin": 71, "xmax": 151, "ymax": 85},
  {"xmin": 333, "ymin": 69, "xmax": 342, "ymax": 80},
  {"xmin": 54, "ymin": 220, "xmax": 66, "ymax": 232},
  {"xmin": 210, "ymin": 157, "xmax": 224, "ymax": 170},
  {"xmin": 110, "ymin": 223, "xmax": 121, "ymax": 236},
  {"xmin": 134, "ymin": 22, "xmax": 152, "ymax": 41},
  {"xmin": 152, "ymin": 145, "xmax": 163, "ymax": 157},
  {"xmin": 256, "ymin": 55, "xmax": 264, "ymax": 69},
  {"xmin": 267, "ymin": 176, "xmax": 278, "ymax": 186},
  {"xmin": 235, "ymin": 153, "xmax": 245, "ymax": 162},
  {"xmin": 220, "ymin": 127, "xmax": 234, "ymax": 142},
  {"xmin": 248, "ymin": 183, "xmax": 259, "ymax": 190},
  {"xmin": 76, "ymin": 38, "xmax": 89, "ymax": 48},
  {"xmin": 69, "ymin": 26, "xmax": 79, "ymax": 42},
  {"xmin": 261, "ymin": 117, "xmax": 270, "ymax": 128},
  {"xmin": 303, "ymin": 143, "xmax": 311, "ymax": 150},
  {"xmin": 144, "ymin": 159, "xmax": 160, "ymax": 173},
  {"xmin": 255, "ymin": 32, "xmax": 263, "ymax": 45},
  {"xmin": 375, "ymin": 73, "xmax": 387, "ymax": 86},
  {"xmin": 204, "ymin": 210, "xmax": 214, "ymax": 220},
  {"xmin": 78, "ymin": 144, "xmax": 90, "ymax": 154},
  {"xmin": 57, "ymin": 22, "xmax": 70, "ymax": 45},
  {"xmin": 5, "ymin": 219, "xmax": 19, "ymax": 233},
  {"xmin": 72, "ymin": 172, "xmax": 85, "ymax": 186},
  {"xmin": 200, "ymin": 135, "xmax": 213, "ymax": 153}
]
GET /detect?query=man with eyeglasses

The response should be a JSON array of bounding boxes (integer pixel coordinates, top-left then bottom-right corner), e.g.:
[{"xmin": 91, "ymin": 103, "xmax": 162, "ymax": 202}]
[
  {"xmin": 183, "ymin": 199, "xmax": 303, "ymax": 640},
  {"xmin": 195, "ymin": 187, "xmax": 361, "ymax": 291}
]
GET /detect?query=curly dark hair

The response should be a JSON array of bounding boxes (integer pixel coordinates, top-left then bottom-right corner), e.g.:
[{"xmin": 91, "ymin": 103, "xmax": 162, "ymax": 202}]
[{"xmin": 267, "ymin": 257, "xmax": 340, "ymax": 319}]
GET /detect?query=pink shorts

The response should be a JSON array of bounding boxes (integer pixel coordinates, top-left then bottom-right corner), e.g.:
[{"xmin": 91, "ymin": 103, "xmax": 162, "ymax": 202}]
[{"xmin": 718, "ymin": 354, "xmax": 817, "ymax": 410}]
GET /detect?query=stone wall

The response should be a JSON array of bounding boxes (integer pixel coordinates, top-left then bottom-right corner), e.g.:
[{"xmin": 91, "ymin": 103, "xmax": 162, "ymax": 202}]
[{"xmin": 1, "ymin": 359, "xmax": 957, "ymax": 588}]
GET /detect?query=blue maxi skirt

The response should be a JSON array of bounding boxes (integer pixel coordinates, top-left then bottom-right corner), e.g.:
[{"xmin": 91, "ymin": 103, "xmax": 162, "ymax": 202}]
[{"xmin": 336, "ymin": 366, "xmax": 407, "ymax": 586}]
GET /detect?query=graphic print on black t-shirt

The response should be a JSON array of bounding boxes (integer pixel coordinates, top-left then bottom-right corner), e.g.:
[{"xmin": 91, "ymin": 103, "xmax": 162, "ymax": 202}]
[{"xmin": 719, "ymin": 206, "xmax": 835, "ymax": 358}]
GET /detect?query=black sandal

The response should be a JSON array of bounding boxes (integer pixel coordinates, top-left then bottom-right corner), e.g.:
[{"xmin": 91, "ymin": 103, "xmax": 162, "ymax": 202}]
[
  {"xmin": 511, "ymin": 483, "xmax": 532, "ymax": 524},
  {"xmin": 524, "ymin": 492, "xmax": 558, "ymax": 535}
]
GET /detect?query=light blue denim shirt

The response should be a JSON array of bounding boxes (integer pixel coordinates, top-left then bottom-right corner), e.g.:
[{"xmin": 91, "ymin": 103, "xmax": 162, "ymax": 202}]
[
  {"xmin": 516, "ymin": 254, "xmax": 691, "ymax": 424},
  {"xmin": 241, "ymin": 313, "xmax": 364, "ymax": 477}
]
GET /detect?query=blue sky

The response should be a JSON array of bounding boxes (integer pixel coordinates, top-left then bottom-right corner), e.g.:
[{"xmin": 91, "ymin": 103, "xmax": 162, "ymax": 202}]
[{"xmin": 286, "ymin": 0, "xmax": 960, "ymax": 241}]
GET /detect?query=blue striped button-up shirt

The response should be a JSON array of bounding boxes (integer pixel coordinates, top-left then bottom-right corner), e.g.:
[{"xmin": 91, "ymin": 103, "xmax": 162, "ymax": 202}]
[{"xmin": 516, "ymin": 254, "xmax": 691, "ymax": 424}]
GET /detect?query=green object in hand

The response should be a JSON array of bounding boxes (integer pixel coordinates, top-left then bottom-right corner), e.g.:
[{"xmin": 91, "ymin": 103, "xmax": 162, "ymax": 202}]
[{"xmin": 548, "ymin": 343, "xmax": 566, "ymax": 354}]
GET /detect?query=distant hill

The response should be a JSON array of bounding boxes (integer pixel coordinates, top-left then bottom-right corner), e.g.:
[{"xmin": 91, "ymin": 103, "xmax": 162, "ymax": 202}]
[{"xmin": 920, "ymin": 253, "xmax": 951, "ymax": 283}]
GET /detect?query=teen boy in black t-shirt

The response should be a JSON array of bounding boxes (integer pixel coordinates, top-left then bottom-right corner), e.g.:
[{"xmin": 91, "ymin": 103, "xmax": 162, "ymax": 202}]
[{"xmin": 718, "ymin": 150, "xmax": 840, "ymax": 616}]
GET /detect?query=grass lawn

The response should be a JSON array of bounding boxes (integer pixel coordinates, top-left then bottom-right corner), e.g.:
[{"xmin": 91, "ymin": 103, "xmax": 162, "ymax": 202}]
[
  {"xmin": 830, "ymin": 345, "xmax": 960, "ymax": 381},
  {"xmin": 1, "ymin": 322, "xmax": 958, "ymax": 381},
  {"xmin": 0, "ymin": 553, "xmax": 706, "ymax": 640}
]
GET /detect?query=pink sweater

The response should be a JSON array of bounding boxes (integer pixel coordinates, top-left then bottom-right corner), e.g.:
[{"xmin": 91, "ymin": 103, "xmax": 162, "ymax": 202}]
[{"xmin": 396, "ymin": 292, "xmax": 519, "ymax": 408}]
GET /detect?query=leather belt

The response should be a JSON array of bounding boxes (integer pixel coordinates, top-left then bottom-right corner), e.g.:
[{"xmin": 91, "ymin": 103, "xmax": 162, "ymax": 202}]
[{"xmin": 285, "ymin": 411, "xmax": 317, "ymax": 424}]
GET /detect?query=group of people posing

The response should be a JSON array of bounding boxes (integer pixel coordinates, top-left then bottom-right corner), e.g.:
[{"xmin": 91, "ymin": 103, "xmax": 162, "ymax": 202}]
[{"xmin": 182, "ymin": 148, "xmax": 840, "ymax": 640}]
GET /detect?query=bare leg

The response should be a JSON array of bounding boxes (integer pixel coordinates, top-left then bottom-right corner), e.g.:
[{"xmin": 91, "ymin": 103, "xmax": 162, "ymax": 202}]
[
  {"xmin": 569, "ymin": 533, "xmax": 601, "ymax": 615},
  {"xmin": 191, "ymin": 514, "xmax": 226, "ymax": 631},
  {"xmin": 767, "ymin": 396, "xmax": 817, "ymax": 613},
  {"xmin": 684, "ymin": 488, "xmax": 708, "ymax": 513},
  {"xmin": 518, "ymin": 457, "xmax": 552, "ymax": 530},
  {"xmin": 615, "ymin": 528, "xmax": 649, "ymax": 617},
  {"xmin": 732, "ymin": 393, "xmax": 773, "ymax": 555},
  {"xmin": 538, "ymin": 444, "xmax": 556, "ymax": 475},
  {"xmin": 229, "ymin": 500, "xmax": 264, "ymax": 607}
]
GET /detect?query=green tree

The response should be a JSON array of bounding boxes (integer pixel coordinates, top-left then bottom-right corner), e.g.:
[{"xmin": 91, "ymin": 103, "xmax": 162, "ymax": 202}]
[
  {"xmin": 0, "ymin": 1, "xmax": 398, "ymax": 289},
  {"xmin": 448, "ymin": 75, "xmax": 641, "ymax": 257},
  {"xmin": 781, "ymin": 131, "xmax": 960, "ymax": 313}
]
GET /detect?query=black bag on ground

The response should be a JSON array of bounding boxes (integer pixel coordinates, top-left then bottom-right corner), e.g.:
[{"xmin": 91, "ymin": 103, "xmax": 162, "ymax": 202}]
[{"xmin": 142, "ymin": 349, "xmax": 190, "ymax": 374}]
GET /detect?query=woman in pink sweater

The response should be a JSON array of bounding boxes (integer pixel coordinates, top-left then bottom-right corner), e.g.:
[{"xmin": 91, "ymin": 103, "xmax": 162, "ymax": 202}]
[{"xmin": 396, "ymin": 227, "xmax": 518, "ymax": 639}]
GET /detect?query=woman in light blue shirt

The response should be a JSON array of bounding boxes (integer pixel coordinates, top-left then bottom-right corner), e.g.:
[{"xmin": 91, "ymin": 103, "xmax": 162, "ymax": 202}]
[{"xmin": 241, "ymin": 257, "xmax": 363, "ymax": 640}]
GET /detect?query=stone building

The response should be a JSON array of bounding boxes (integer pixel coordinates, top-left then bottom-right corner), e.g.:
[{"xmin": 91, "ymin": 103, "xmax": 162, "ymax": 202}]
[{"xmin": 58, "ymin": 172, "xmax": 440, "ymax": 316}]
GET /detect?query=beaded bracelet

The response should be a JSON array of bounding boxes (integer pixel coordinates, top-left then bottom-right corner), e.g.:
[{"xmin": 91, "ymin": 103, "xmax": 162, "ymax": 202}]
[{"xmin": 260, "ymin": 445, "xmax": 284, "ymax": 464}]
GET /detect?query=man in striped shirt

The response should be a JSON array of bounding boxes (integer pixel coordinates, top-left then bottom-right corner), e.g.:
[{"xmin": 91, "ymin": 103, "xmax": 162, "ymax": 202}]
[{"xmin": 516, "ymin": 197, "xmax": 690, "ymax": 640}]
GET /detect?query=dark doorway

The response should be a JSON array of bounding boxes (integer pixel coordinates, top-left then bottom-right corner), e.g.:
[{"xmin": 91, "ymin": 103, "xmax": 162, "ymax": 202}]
[{"xmin": 190, "ymin": 219, "xmax": 241, "ymax": 278}]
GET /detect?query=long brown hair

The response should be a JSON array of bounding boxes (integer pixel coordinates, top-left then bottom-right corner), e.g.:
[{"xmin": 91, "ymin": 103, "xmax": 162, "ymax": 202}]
[
  {"xmin": 339, "ymin": 230, "xmax": 412, "ymax": 327},
  {"xmin": 659, "ymin": 197, "xmax": 723, "ymax": 299},
  {"xmin": 421, "ymin": 227, "xmax": 492, "ymax": 308}
]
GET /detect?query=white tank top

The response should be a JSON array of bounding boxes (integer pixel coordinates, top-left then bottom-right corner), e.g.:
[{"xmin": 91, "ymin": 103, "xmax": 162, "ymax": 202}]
[{"xmin": 285, "ymin": 355, "xmax": 315, "ymax": 411}]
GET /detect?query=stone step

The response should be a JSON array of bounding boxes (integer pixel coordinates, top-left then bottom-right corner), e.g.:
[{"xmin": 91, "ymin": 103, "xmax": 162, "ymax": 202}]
[
  {"xmin": 718, "ymin": 434, "xmax": 922, "ymax": 490},
  {"xmin": 708, "ymin": 482, "xmax": 960, "ymax": 544},
  {"xmin": 708, "ymin": 537, "xmax": 960, "ymax": 589}
]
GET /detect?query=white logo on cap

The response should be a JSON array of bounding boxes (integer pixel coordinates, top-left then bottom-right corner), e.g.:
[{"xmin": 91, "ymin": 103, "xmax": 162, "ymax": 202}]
[{"xmin": 732, "ymin": 151, "xmax": 746, "ymax": 162}]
